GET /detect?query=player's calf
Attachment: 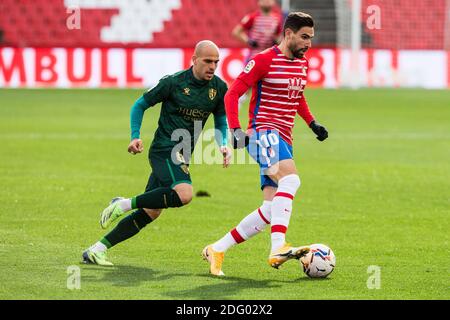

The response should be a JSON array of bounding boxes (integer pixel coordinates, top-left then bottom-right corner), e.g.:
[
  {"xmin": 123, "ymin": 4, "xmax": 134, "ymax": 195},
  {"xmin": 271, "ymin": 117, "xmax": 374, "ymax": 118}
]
[
  {"xmin": 211, "ymin": 201, "xmax": 271, "ymax": 252},
  {"xmin": 269, "ymin": 174, "xmax": 301, "ymax": 252}
]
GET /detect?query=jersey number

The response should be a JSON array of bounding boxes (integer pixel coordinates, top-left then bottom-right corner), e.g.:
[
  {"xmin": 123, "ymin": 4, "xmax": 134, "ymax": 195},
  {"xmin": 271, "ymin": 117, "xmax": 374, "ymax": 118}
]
[{"xmin": 256, "ymin": 133, "xmax": 279, "ymax": 166}]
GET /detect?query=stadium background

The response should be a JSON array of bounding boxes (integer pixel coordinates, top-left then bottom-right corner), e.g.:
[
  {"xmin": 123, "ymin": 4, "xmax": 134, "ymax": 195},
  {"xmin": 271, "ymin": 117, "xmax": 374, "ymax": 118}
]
[
  {"xmin": 1, "ymin": 0, "xmax": 450, "ymax": 88},
  {"xmin": 0, "ymin": 0, "xmax": 449, "ymax": 300}
]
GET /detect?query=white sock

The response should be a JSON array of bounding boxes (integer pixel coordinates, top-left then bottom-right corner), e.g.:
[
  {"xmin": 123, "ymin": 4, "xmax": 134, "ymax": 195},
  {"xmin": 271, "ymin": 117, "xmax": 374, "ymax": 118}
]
[
  {"xmin": 90, "ymin": 241, "xmax": 107, "ymax": 253},
  {"xmin": 270, "ymin": 174, "xmax": 301, "ymax": 252},
  {"xmin": 212, "ymin": 201, "xmax": 272, "ymax": 252},
  {"xmin": 118, "ymin": 198, "xmax": 132, "ymax": 211},
  {"xmin": 236, "ymin": 200, "xmax": 271, "ymax": 239},
  {"xmin": 212, "ymin": 233, "xmax": 236, "ymax": 252}
]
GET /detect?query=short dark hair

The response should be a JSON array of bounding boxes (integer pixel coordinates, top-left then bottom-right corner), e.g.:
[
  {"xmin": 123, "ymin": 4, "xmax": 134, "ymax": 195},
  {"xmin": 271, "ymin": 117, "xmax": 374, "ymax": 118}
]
[{"xmin": 283, "ymin": 12, "xmax": 314, "ymax": 36}]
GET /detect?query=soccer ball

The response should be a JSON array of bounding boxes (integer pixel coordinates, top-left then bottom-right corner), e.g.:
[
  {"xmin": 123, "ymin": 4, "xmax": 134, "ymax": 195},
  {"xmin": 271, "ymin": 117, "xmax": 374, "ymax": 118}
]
[{"xmin": 300, "ymin": 244, "xmax": 336, "ymax": 278}]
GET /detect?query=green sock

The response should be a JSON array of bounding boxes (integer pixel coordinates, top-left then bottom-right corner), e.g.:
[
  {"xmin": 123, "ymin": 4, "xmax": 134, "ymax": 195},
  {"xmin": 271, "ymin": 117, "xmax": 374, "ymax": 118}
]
[
  {"xmin": 101, "ymin": 209, "xmax": 153, "ymax": 248},
  {"xmin": 131, "ymin": 187, "xmax": 183, "ymax": 209}
]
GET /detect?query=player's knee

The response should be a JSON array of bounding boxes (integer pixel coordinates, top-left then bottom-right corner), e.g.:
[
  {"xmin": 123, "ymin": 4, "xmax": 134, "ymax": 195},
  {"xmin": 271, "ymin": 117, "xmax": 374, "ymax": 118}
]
[
  {"xmin": 173, "ymin": 184, "xmax": 193, "ymax": 206},
  {"xmin": 177, "ymin": 191, "xmax": 193, "ymax": 205},
  {"xmin": 143, "ymin": 208, "xmax": 162, "ymax": 220}
]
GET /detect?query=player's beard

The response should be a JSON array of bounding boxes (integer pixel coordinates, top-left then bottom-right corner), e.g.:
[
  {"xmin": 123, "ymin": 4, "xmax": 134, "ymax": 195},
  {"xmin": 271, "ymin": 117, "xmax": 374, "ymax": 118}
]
[{"xmin": 291, "ymin": 46, "xmax": 307, "ymax": 59}]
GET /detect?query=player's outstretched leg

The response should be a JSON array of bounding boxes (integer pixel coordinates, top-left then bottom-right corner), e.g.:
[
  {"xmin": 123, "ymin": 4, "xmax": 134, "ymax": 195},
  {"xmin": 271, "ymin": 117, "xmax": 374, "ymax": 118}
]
[
  {"xmin": 84, "ymin": 208, "xmax": 156, "ymax": 266},
  {"xmin": 203, "ymin": 201, "xmax": 272, "ymax": 276},
  {"xmin": 268, "ymin": 174, "xmax": 310, "ymax": 268},
  {"xmin": 100, "ymin": 187, "xmax": 184, "ymax": 229}
]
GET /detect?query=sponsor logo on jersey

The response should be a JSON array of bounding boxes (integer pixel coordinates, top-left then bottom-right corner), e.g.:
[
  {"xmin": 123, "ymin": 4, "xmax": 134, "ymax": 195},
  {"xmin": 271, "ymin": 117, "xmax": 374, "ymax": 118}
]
[
  {"xmin": 244, "ymin": 60, "xmax": 255, "ymax": 73},
  {"xmin": 178, "ymin": 107, "xmax": 211, "ymax": 121}
]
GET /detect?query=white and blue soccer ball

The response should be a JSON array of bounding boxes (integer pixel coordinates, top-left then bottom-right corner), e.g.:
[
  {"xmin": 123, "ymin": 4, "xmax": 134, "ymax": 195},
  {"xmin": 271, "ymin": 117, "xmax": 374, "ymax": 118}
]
[{"xmin": 301, "ymin": 243, "xmax": 336, "ymax": 278}]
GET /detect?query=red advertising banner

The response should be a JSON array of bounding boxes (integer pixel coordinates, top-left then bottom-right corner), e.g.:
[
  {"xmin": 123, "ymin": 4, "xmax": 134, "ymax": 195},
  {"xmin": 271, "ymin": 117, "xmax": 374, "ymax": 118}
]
[{"xmin": 0, "ymin": 47, "xmax": 448, "ymax": 89}]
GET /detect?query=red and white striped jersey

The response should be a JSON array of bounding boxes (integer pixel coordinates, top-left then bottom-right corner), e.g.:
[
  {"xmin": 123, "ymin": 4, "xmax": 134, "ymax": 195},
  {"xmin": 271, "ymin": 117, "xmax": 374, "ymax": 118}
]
[
  {"xmin": 226, "ymin": 46, "xmax": 314, "ymax": 145},
  {"xmin": 240, "ymin": 11, "xmax": 283, "ymax": 59}
]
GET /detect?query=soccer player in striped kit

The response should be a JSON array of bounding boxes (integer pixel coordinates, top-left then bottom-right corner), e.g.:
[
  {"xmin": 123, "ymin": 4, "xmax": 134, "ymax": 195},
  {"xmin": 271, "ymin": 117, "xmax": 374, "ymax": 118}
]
[
  {"xmin": 203, "ymin": 12, "xmax": 328, "ymax": 276},
  {"xmin": 232, "ymin": 0, "xmax": 283, "ymax": 63}
]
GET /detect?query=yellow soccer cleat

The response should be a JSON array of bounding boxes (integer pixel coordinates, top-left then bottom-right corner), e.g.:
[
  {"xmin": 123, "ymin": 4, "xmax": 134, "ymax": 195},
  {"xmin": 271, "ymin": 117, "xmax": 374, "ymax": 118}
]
[
  {"xmin": 202, "ymin": 245, "xmax": 225, "ymax": 276},
  {"xmin": 268, "ymin": 243, "xmax": 310, "ymax": 269}
]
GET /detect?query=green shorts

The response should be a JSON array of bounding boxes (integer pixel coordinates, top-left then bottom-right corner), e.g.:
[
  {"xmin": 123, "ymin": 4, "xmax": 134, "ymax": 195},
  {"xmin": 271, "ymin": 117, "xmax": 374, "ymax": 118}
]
[{"xmin": 144, "ymin": 149, "xmax": 192, "ymax": 192}]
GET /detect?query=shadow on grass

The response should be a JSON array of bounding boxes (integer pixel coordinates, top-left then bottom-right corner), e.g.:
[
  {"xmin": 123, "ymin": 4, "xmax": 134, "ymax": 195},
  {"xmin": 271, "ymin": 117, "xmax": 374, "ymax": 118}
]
[
  {"xmin": 79, "ymin": 264, "xmax": 331, "ymax": 295},
  {"xmin": 163, "ymin": 274, "xmax": 297, "ymax": 300},
  {"xmin": 80, "ymin": 264, "xmax": 190, "ymax": 288}
]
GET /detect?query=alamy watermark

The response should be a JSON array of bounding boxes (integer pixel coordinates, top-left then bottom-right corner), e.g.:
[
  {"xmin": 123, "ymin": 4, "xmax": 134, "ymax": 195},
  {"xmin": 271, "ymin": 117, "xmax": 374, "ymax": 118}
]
[
  {"xmin": 66, "ymin": 6, "xmax": 81, "ymax": 30},
  {"xmin": 169, "ymin": 121, "xmax": 281, "ymax": 171},
  {"xmin": 366, "ymin": 5, "xmax": 381, "ymax": 30},
  {"xmin": 67, "ymin": 265, "xmax": 81, "ymax": 290},
  {"xmin": 366, "ymin": 265, "xmax": 381, "ymax": 289}
]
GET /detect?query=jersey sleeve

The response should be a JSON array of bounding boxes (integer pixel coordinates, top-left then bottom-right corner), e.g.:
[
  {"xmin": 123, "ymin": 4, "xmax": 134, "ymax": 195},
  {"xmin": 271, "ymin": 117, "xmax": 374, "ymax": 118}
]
[
  {"xmin": 130, "ymin": 96, "xmax": 150, "ymax": 140},
  {"xmin": 240, "ymin": 13, "xmax": 255, "ymax": 31},
  {"xmin": 296, "ymin": 94, "xmax": 315, "ymax": 125},
  {"xmin": 131, "ymin": 76, "xmax": 171, "ymax": 140},
  {"xmin": 212, "ymin": 80, "xmax": 229, "ymax": 146},
  {"xmin": 225, "ymin": 53, "xmax": 272, "ymax": 129},
  {"xmin": 236, "ymin": 53, "xmax": 271, "ymax": 87},
  {"xmin": 296, "ymin": 60, "xmax": 314, "ymax": 125},
  {"xmin": 142, "ymin": 75, "xmax": 172, "ymax": 107},
  {"xmin": 213, "ymin": 80, "xmax": 228, "ymax": 117}
]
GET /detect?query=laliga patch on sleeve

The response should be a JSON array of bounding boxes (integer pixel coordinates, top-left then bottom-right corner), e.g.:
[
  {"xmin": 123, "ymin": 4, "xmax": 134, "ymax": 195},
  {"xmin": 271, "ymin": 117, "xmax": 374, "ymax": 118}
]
[{"xmin": 244, "ymin": 60, "xmax": 255, "ymax": 73}]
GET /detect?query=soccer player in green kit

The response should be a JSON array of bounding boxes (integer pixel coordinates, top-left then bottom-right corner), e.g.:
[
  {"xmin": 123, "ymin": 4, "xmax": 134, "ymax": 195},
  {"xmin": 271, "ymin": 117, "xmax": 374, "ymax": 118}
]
[{"xmin": 82, "ymin": 40, "xmax": 231, "ymax": 266}]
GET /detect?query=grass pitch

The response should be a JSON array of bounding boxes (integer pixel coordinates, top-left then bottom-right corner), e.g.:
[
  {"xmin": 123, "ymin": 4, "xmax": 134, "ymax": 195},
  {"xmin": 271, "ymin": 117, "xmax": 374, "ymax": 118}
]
[{"xmin": 0, "ymin": 88, "xmax": 449, "ymax": 300}]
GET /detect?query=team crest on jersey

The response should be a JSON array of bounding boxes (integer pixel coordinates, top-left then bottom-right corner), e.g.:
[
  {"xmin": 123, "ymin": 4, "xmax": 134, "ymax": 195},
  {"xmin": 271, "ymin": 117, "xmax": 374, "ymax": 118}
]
[
  {"xmin": 209, "ymin": 88, "xmax": 217, "ymax": 100},
  {"xmin": 244, "ymin": 60, "xmax": 255, "ymax": 73},
  {"xmin": 183, "ymin": 87, "xmax": 190, "ymax": 95},
  {"xmin": 181, "ymin": 164, "xmax": 190, "ymax": 175},
  {"xmin": 301, "ymin": 66, "xmax": 308, "ymax": 76},
  {"xmin": 287, "ymin": 78, "xmax": 306, "ymax": 99}
]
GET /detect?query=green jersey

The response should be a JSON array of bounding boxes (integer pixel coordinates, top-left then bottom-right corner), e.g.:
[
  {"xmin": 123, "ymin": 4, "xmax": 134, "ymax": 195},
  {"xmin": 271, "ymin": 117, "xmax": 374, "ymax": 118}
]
[{"xmin": 130, "ymin": 67, "xmax": 228, "ymax": 157}]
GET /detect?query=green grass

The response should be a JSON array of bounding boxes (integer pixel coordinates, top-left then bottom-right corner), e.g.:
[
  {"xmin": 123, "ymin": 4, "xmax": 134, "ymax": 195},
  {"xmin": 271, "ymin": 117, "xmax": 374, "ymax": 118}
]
[{"xmin": 0, "ymin": 88, "xmax": 449, "ymax": 300}]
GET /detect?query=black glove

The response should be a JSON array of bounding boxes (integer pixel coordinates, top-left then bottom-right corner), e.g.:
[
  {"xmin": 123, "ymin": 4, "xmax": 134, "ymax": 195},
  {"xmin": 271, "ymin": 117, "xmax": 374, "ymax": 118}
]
[
  {"xmin": 309, "ymin": 120, "xmax": 328, "ymax": 141},
  {"xmin": 248, "ymin": 39, "xmax": 259, "ymax": 48},
  {"xmin": 231, "ymin": 128, "xmax": 249, "ymax": 149}
]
